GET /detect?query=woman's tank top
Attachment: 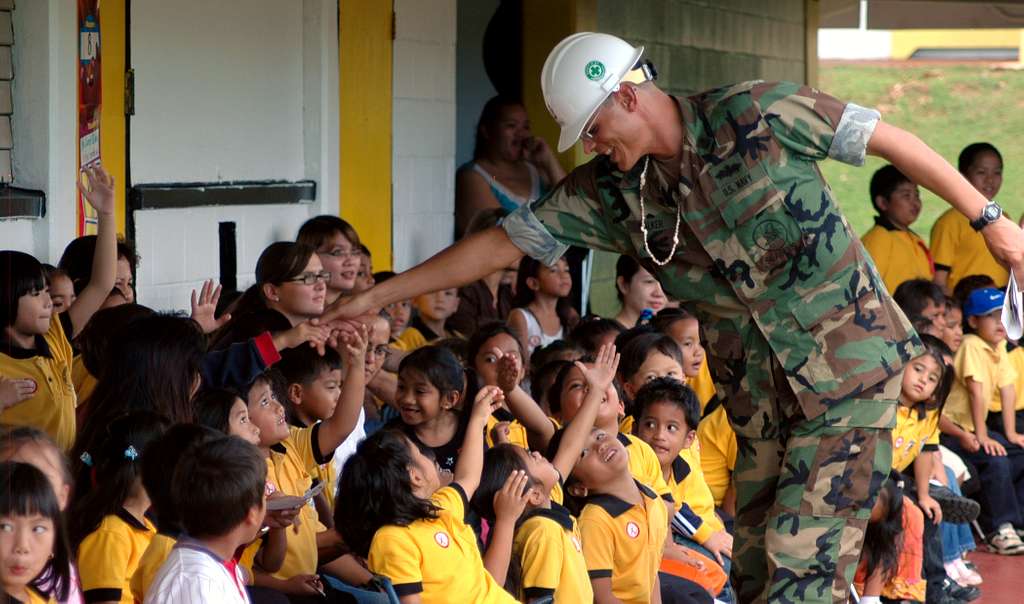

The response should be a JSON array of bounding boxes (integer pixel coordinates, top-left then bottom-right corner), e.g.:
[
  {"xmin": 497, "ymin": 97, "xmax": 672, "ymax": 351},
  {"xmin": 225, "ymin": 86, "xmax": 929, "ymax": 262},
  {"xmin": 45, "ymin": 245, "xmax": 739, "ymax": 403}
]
[
  {"xmin": 470, "ymin": 162, "xmax": 542, "ymax": 211},
  {"xmin": 511, "ymin": 307, "xmax": 563, "ymax": 355}
]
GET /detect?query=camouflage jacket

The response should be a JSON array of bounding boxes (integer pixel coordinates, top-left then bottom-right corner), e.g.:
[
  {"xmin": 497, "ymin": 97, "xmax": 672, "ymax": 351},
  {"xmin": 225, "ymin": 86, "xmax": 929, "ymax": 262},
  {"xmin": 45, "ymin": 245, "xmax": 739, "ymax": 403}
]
[{"xmin": 503, "ymin": 81, "xmax": 920, "ymax": 426}]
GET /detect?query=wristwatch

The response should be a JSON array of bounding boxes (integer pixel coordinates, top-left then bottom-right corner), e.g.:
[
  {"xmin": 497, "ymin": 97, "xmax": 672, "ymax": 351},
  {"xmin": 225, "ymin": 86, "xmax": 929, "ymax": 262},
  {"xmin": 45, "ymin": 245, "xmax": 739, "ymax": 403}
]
[{"xmin": 970, "ymin": 201, "xmax": 1003, "ymax": 231}]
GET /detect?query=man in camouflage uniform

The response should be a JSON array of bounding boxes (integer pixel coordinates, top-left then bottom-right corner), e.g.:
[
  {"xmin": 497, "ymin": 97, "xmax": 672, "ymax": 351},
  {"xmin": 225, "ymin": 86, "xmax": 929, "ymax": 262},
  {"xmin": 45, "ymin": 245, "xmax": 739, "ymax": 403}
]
[{"xmin": 329, "ymin": 35, "xmax": 1024, "ymax": 604}]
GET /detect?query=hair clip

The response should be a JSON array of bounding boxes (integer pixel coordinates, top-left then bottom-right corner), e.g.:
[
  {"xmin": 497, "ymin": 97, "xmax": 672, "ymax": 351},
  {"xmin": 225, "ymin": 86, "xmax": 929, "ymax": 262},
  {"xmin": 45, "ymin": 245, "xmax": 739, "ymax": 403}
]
[
  {"xmin": 79, "ymin": 452, "xmax": 93, "ymax": 467},
  {"xmin": 896, "ymin": 479, "xmax": 906, "ymax": 490},
  {"xmin": 124, "ymin": 445, "xmax": 139, "ymax": 461}
]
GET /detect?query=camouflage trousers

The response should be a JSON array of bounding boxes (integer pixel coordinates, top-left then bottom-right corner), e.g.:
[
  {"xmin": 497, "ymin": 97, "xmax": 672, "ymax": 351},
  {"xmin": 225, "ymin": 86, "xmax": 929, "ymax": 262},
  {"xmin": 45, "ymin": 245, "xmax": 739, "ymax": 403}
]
[{"xmin": 727, "ymin": 368, "xmax": 898, "ymax": 604}]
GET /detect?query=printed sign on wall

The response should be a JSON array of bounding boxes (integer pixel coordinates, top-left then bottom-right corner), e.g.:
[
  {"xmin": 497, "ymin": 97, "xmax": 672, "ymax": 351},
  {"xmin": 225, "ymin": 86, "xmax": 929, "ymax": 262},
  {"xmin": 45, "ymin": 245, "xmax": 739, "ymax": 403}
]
[{"xmin": 77, "ymin": 0, "xmax": 101, "ymax": 235}]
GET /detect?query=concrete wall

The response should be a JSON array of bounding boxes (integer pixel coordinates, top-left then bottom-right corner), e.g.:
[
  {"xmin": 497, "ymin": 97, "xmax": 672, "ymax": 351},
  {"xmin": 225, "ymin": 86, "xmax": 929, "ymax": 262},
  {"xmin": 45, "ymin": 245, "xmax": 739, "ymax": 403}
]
[
  {"xmin": 129, "ymin": 0, "xmax": 340, "ymax": 311},
  {"xmin": 391, "ymin": 0, "xmax": 457, "ymax": 272},
  {"xmin": 588, "ymin": 0, "xmax": 811, "ymax": 315}
]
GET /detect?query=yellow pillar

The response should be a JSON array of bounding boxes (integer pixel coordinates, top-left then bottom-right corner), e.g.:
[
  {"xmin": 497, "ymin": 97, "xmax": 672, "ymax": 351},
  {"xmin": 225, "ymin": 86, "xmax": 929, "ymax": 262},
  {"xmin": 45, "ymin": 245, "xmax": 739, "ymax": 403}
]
[
  {"xmin": 100, "ymin": 0, "xmax": 127, "ymax": 235},
  {"xmin": 805, "ymin": 0, "xmax": 819, "ymax": 88},
  {"xmin": 521, "ymin": 0, "xmax": 596, "ymax": 174},
  {"xmin": 339, "ymin": 0, "xmax": 394, "ymax": 270}
]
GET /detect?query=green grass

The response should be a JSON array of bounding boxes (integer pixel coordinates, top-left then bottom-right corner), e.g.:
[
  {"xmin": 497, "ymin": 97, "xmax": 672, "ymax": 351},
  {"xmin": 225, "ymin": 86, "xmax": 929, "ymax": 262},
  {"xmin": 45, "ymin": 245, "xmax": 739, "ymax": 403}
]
[{"xmin": 818, "ymin": 63, "xmax": 1024, "ymax": 238}]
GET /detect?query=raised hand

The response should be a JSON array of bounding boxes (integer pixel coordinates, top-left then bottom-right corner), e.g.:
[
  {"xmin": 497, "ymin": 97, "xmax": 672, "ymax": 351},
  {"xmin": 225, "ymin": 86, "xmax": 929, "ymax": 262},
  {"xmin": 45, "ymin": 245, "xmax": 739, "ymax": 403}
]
[
  {"xmin": 493, "ymin": 470, "xmax": 533, "ymax": 524},
  {"xmin": 494, "ymin": 347, "xmax": 524, "ymax": 394},
  {"xmin": 78, "ymin": 165, "xmax": 115, "ymax": 216},
  {"xmin": 471, "ymin": 385, "xmax": 505, "ymax": 423},
  {"xmin": 272, "ymin": 319, "xmax": 332, "ymax": 354},
  {"xmin": 575, "ymin": 343, "xmax": 620, "ymax": 391},
  {"xmin": 190, "ymin": 279, "xmax": 231, "ymax": 334},
  {"xmin": 340, "ymin": 322, "xmax": 369, "ymax": 367}
]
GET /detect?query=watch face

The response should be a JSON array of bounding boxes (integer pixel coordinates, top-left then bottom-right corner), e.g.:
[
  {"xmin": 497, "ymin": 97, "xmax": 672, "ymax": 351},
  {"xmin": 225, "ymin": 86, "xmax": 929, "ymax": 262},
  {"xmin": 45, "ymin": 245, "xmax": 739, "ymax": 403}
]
[{"xmin": 986, "ymin": 204, "xmax": 1001, "ymax": 221}]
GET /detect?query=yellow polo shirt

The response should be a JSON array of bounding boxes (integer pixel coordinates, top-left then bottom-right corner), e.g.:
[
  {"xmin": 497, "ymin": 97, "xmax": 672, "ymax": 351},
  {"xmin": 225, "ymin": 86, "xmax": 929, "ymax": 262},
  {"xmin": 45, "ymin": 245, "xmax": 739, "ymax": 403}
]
[
  {"xmin": 862, "ymin": 221, "xmax": 934, "ymax": 295},
  {"xmin": 697, "ymin": 405, "xmax": 737, "ymax": 508},
  {"xmin": 129, "ymin": 533, "xmax": 175, "ymax": 602},
  {"xmin": 265, "ymin": 425, "xmax": 331, "ymax": 581},
  {"xmin": 71, "ymin": 355, "xmax": 98, "ymax": 407},
  {"xmin": 77, "ymin": 510, "xmax": 156, "ymax": 604},
  {"xmin": 892, "ymin": 404, "xmax": 940, "ymax": 473},
  {"xmin": 579, "ymin": 482, "xmax": 668, "ymax": 604},
  {"xmin": 513, "ymin": 503, "xmax": 593, "ymax": 603},
  {"xmin": 666, "ymin": 445, "xmax": 723, "ymax": 544},
  {"xmin": 368, "ymin": 484, "xmax": 516, "ymax": 604},
  {"xmin": 994, "ymin": 345, "xmax": 1024, "ymax": 413},
  {"xmin": 393, "ymin": 327, "xmax": 428, "ymax": 352},
  {"xmin": 0, "ymin": 314, "xmax": 77, "ymax": 450},
  {"xmin": 945, "ymin": 334, "xmax": 1016, "ymax": 431},
  {"xmin": 931, "ymin": 209, "xmax": 1008, "ymax": 292},
  {"xmin": 485, "ymin": 414, "xmax": 530, "ymax": 449}
]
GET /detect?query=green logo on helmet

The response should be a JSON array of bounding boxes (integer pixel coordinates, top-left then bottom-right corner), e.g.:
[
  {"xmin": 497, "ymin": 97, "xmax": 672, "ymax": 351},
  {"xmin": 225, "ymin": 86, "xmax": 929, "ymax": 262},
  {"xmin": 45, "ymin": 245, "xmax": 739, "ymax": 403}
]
[{"xmin": 585, "ymin": 60, "xmax": 605, "ymax": 81}]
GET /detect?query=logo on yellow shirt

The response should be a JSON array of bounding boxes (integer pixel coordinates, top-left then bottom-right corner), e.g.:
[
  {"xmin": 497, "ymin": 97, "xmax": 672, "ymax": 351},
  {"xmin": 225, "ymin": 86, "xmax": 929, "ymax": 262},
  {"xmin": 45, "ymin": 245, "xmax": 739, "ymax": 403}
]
[
  {"xmin": 434, "ymin": 532, "xmax": 450, "ymax": 548},
  {"xmin": 625, "ymin": 522, "xmax": 640, "ymax": 539}
]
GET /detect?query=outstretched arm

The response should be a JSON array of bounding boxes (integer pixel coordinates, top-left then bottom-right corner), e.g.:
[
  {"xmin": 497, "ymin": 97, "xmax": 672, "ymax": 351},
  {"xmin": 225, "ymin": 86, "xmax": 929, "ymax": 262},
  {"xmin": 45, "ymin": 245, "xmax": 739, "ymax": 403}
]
[
  {"xmin": 322, "ymin": 227, "xmax": 525, "ymax": 322},
  {"xmin": 868, "ymin": 121, "xmax": 1024, "ymax": 281}
]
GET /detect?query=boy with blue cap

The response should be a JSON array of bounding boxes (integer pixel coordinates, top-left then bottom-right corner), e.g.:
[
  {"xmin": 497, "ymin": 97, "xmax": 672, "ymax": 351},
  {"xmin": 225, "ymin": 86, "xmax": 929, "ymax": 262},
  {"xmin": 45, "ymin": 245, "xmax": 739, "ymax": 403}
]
[{"xmin": 942, "ymin": 287, "xmax": 1024, "ymax": 554}]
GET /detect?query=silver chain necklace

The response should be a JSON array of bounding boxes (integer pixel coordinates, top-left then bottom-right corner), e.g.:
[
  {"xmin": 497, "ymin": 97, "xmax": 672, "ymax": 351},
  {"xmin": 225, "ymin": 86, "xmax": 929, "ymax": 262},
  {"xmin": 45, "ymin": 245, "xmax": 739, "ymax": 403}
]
[{"xmin": 637, "ymin": 156, "xmax": 682, "ymax": 266}]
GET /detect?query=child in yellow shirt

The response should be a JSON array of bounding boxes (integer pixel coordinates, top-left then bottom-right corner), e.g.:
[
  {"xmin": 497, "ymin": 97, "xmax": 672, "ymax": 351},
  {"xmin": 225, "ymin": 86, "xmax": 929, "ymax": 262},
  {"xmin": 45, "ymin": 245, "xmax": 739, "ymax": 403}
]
[{"xmin": 860, "ymin": 164, "xmax": 933, "ymax": 295}]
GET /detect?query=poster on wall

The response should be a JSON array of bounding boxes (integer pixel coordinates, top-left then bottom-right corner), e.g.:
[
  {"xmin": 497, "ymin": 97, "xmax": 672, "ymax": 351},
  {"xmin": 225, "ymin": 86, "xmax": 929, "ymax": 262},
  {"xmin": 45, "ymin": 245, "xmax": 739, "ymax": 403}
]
[{"xmin": 77, "ymin": 0, "xmax": 101, "ymax": 236}]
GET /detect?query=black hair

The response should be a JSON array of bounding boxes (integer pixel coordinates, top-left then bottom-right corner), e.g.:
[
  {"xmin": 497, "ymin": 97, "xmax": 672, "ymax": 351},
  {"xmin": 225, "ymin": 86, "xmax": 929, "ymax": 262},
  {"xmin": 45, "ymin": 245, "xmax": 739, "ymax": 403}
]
[
  {"xmin": 618, "ymin": 332, "xmax": 683, "ymax": 383},
  {"xmin": 0, "ymin": 250, "xmax": 46, "ymax": 328},
  {"xmin": 40, "ymin": 263, "xmax": 66, "ymax": 283},
  {"xmin": 513, "ymin": 256, "xmax": 576, "ymax": 330},
  {"xmin": 568, "ymin": 316, "xmax": 624, "ymax": 355},
  {"xmin": 466, "ymin": 321, "xmax": 523, "ymax": 372},
  {"xmin": 530, "ymin": 339, "xmax": 582, "ymax": 374},
  {"xmin": 546, "ymin": 358, "xmax": 588, "ymax": 416},
  {"xmin": 615, "ymin": 255, "xmax": 643, "ymax": 303},
  {"xmin": 277, "ymin": 345, "xmax": 342, "ymax": 387},
  {"xmin": 73, "ymin": 314, "xmax": 204, "ymax": 480},
  {"xmin": 194, "ymin": 388, "xmax": 246, "ymax": 436},
  {"xmin": 957, "ymin": 142, "xmax": 1003, "ymax": 174},
  {"xmin": 359, "ymin": 244, "xmax": 371, "ymax": 258},
  {"xmin": 650, "ymin": 307, "xmax": 694, "ymax": 335},
  {"xmin": 173, "ymin": 436, "xmax": 267, "ymax": 538},
  {"xmin": 861, "ymin": 478, "xmax": 904, "ymax": 583},
  {"xmin": 0, "ymin": 426, "xmax": 72, "ymax": 490},
  {"xmin": 296, "ymin": 215, "xmax": 362, "ymax": 251},
  {"xmin": 57, "ymin": 236, "xmax": 138, "ymax": 296},
  {"xmin": 633, "ymin": 377, "xmax": 700, "ymax": 432},
  {"xmin": 69, "ymin": 411, "xmax": 170, "ymax": 550},
  {"xmin": 399, "ymin": 346, "xmax": 467, "ymax": 399},
  {"xmin": 334, "ymin": 429, "xmax": 438, "ymax": 557},
  {"xmin": 142, "ymin": 423, "xmax": 220, "ymax": 535},
  {"xmin": 869, "ymin": 164, "xmax": 913, "ymax": 214},
  {"xmin": 74, "ymin": 303, "xmax": 156, "ymax": 377},
  {"xmin": 908, "ymin": 314, "xmax": 941, "ymax": 338},
  {"xmin": 892, "ymin": 279, "xmax": 945, "ymax": 318},
  {"xmin": 0, "ymin": 462, "xmax": 71, "ymax": 602},
  {"xmin": 951, "ymin": 274, "xmax": 996, "ymax": 309},
  {"xmin": 531, "ymin": 359, "xmax": 573, "ymax": 410},
  {"xmin": 472, "ymin": 95, "xmax": 525, "ymax": 160},
  {"xmin": 913, "ymin": 334, "xmax": 954, "ymax": 418},
  {"xmin": 373, "ymin": 270, "xmax": 396, "ymax": 283},
  {"xmin": 471, "ymin": 444, "xmax": 537, "ymax": 523}
]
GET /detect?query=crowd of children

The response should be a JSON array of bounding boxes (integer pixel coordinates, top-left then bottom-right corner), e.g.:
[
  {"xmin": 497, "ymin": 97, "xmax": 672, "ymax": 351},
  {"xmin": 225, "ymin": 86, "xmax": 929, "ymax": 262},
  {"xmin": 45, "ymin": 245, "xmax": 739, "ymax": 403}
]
[{"xmin": 0, "ymin": 139, "xmax": 1018, "ymax": 604}]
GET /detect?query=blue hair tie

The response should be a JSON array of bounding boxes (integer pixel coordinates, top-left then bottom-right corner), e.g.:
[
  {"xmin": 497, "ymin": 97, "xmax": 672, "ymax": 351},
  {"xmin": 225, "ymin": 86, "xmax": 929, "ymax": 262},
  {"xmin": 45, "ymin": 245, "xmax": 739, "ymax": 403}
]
[
  {"xmin": 124, "ymin": 445, "xmax": 139, "ymax": 461},
  {"xmin": 79, "ymin": 452, "xmax": 93, "ymax": 467}
]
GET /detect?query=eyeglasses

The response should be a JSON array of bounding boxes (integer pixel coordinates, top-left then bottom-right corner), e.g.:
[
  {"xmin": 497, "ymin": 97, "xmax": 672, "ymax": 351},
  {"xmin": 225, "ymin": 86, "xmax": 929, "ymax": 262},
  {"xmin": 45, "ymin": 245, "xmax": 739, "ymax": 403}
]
[
  {"xmin": 286, "ymin": 271, "xmax": 331, "ymax": 285},
  {"xmin": 370, "ymin": 345, "xmax": 391, "ymax": 359},
  {"xmin": 581, "ymin": 104, "xmax": 605, "ymax": 142},
  {"xmin": 323, "ymin": 248, "xmax": 361, "ymax": 259}
]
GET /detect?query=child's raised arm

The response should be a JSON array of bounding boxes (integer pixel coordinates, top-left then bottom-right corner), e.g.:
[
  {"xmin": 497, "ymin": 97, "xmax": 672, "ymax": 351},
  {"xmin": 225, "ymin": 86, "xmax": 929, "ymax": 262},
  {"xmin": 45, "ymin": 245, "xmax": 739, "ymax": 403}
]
[
  {"xmin": 495, "ymin": 349, "xmax": 556, "ymax": 446},
  {"xmin": 453, "ymin": 385, "xmax": 502, "ymax": 499},
  {"xmin": 316, "ymin": 324, "xmax": 369, "ymax": 458},
  {"xmin": 67, "ymin": 165, "xmax": 117, "ymax": 337},
  {"xmin": 552, "ymin": 344, "xmax": 619, "ymax": 481}
]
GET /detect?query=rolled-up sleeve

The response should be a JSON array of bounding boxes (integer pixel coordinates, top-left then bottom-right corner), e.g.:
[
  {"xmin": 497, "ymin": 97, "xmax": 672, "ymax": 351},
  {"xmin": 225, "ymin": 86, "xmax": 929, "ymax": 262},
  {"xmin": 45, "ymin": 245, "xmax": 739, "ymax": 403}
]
[
  {"xmin": 756, "ymin": 81, "xmax": 879, "ymax": 166},
  {"xmin": 501, "ymin": 163, "xmax": 630, "ymax": 265}
]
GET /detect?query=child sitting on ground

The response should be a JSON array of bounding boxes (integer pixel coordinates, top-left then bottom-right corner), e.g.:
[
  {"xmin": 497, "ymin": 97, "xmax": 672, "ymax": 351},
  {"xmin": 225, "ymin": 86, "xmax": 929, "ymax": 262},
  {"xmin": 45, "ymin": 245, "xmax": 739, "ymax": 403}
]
[
  {"xmin": 860, "ymin": 164, "xmax": 932, "ymax": 294},
  {"xmin": 145, "ymin": 436, "xmax": 268, "ymax": 603}
]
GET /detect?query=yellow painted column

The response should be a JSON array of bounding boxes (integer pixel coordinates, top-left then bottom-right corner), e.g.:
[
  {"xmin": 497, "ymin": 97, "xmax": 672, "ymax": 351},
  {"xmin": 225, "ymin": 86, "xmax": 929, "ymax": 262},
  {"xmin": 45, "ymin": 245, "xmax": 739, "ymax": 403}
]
[
  {"xmin": 99, "ymin": 0, "xmax": 127, "ymax": 235},
  {"xmin": 805, "ymin": 0, "xmax": 819, "ymax": 88},
  {"xmin": 521, "ymin": 0, "xmax": 595, "ymax": 174},
  {"xmin": 339, "ymin": 0, "xmax": 393, "ymax": 270}
]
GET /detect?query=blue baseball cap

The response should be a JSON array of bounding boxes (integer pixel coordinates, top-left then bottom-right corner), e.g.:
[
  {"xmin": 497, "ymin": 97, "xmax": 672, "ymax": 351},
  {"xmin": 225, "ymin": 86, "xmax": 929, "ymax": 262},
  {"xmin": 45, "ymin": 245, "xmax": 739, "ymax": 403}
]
[{"xmin": 963, "ymin": 287, "xmax": 1004, "ymax": 317}]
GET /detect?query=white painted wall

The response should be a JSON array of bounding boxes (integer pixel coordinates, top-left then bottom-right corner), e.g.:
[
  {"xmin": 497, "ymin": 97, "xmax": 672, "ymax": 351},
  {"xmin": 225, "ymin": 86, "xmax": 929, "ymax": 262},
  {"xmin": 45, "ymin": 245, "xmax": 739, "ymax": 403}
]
[
  {"xmin": 2, "ymin": 0, "xmax": 77, "ymax": 263},
  {"xmin": 392, "ymin": 0, "xmax": 457, "ymax": 272},
  {"xmin": 130, "ymin": 0, "xmax": 305, "ymax": 184},
  {"xmin": 130, "ymin": 0, "xmax": 340, "ymax": 311},
  {"xmin": 818, "ymin": 29, "xmax": 893, "ymax": 60}
]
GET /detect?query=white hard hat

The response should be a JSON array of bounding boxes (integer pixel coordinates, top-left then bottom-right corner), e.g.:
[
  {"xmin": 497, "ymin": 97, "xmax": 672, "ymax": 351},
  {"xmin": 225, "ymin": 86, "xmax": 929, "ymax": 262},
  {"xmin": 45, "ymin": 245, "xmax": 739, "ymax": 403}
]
[{"xmin": 541, "ymin": 32, "xmax": 644, "ymax": 152}]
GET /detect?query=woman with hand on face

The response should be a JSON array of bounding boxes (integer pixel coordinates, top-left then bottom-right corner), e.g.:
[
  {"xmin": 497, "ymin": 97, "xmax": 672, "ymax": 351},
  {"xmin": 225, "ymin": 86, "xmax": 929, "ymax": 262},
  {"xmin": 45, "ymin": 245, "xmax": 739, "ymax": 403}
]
[{"xmin": 455, "ymin": 96, "xmax": 567, "ymax": 239}]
